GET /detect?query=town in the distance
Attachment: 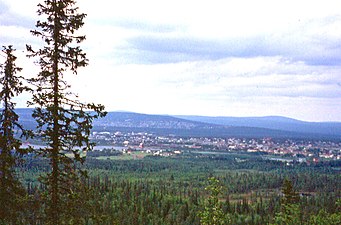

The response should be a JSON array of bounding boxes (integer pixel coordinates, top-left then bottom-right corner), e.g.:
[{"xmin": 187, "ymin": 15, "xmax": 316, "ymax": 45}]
[{"xmin": 88, "ymin": 130, "xmax": 341, "ymax": 163}]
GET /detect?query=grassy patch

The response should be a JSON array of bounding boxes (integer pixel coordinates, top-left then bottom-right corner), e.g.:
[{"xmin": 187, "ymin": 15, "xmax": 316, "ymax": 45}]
[{"xmin": 94, "ymin": 151, "xmax": 150, "ymax": 160}]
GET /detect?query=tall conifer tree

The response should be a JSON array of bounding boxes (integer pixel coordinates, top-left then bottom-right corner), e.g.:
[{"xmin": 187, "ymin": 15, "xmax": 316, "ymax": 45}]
[
  {"xmin": 200, "ymin": 177, "xmax": 231, "ymax": 225},
  {"xmin": 282, "ymin": 178, "xmax": 299, "ymax": 205},
  {"xmin": 27, "ymin": 0, "xmax": 106, "ymax": 223},
  {"xmin": 0, "ymin": 45, "xmax": 28, "ymax": 223}
]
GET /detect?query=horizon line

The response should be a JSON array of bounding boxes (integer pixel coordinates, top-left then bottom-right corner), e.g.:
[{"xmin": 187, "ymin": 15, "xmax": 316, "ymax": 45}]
[{"xmin": 12, "ymin": 107, "xmax": 341, "ymax": 123}]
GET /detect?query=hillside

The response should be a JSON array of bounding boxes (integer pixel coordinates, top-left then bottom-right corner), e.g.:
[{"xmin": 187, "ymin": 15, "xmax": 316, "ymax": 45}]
[
  {"xmin": 14, "ymin": 108, "xmax": 341, "ymax": 139},
  {"xmin": 174, "ymin": 115, "xmax": 341, "ymax": 137}
]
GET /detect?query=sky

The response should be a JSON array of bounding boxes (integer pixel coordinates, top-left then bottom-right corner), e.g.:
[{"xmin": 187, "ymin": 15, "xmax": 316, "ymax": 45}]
[{"xmin": 1, "ymin": 0, "xmax": 341, "ymax": 122}]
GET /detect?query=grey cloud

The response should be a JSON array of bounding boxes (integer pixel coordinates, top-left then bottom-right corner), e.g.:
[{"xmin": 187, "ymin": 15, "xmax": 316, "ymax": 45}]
[
  {"xmin": 220, "ymin": 83, "xmax": 341, "ymax": 99},
  {"xmin": 121, "ymin": 15, "xmax": 341, "ymax": 66},
  {"xmin": 264, "ymin": 86, "xmax": 341, "ymax": 99},
  {"xmin": 165, "ymin": 57, "xmax": 341, "ymax": 101},
  {"xmin": 126, "ymin": 35, "xmax": 275, "ymax": 64},
  {"xmin": 115, "ymin": 19, "xmax": 181, "ymax": 33},
  {"xmin": 92, "ymin": 17, "xmax": 183, "ymax": 34},
  {"xmin": 232, "ymin": 74, "xmax": 341, "ymax": 99},
  {"xmin": 283, "ymin": 35, "xmax": 341, "ymax": 66},
  {"xmin": 0, "ymin": 2, "xmax": 34, "ymax": 28},
  {"xmin": 1, "ymin": 15, "xmax": 35, "ymax": 28},
  {"xmin": 0, "ymin": 2, "xmax": 9, "ymax": 15}
]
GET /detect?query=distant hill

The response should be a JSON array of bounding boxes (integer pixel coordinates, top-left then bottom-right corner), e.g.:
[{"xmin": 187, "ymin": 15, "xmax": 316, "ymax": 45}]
[
  {"xmin": 92, "ymin": 111, "xmax": 311, "ymax": 138},
  {"xmin": 13, "ymin": 108, "xmax": 341, "ymax": 139},
  {"xmin": 15, "ymin": 108, "xmax": 38, "ymax": 130},
  {"xmin": 93, "ymin": 111, "xmax": 215, "ymax": 129},
  {"xmin": 174, "ymin": 115, "xmax": 341, "ymax": 137}
]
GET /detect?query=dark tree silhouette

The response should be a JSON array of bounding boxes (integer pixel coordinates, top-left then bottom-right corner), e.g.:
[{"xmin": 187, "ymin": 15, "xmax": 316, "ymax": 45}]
[
  {"xmin": 272, "ymin": 178, "xmax": 301, "ymax": 225},
  {"xmin": 26, "ymin": 0, "xmax": 106, "ymax": 223},
  {"xmin": 0, "ymin": 45, "xmax": 28, "ymax": 223},
  {"xmin": 282, "ymin": 178, "xmax": 299, "ymax": 205}
]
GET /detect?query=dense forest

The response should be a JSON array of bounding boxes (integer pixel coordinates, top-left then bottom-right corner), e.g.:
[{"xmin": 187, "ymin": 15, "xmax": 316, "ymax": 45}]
[{"xmin": 16, "ymin": 153, "xmax": 341, "ymax": 224}]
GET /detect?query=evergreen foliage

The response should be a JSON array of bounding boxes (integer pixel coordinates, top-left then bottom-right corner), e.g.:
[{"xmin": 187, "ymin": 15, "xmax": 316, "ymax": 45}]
[
  {"xmin": 0, "ymin": 45, "xmax": 29, "ymax": 224},
  {"xmin": 309, "ymin": 209, "xmax": 341, "ymax": 225},
  {"xmin": 272, "ymin": 179, "xmax": 301, "ymax": 225},
  {"xmin": 281, "ymin": 178, "xmax": 300, "ymax": 205},
  {"xmin": 200, "ymin": 176, "xmax": 231, "ymax": 225},
  {"xmin": 272, "ymin": 203, "xmax": 301, "ymax": 225},
  {"xmin": 26, "ymin": 0, "xmax": 106, "ymax": 223},
  {"xmin": 11, "ymin": 152, "xmax": 341, "ymax": 224}
]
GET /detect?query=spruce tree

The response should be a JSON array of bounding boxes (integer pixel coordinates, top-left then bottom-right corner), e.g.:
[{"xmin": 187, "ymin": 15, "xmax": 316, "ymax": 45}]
[
  {"xmin": 26, "ymin": 0, "xmax": 106, "ymax": 223},
  {"xmin": 272, "ymin": 179, "xmax": 301, "ymax": 225},
  {"xmin": 281, "ymin": 178, "xmax": 299, "ymax": 205},
  {"xmin": 200, "ymin": 176, "xmax": 231, "ymax": 225},
  {"xmin": 0, "ymin": 45, "xmax": 28, "ymax": 223}
]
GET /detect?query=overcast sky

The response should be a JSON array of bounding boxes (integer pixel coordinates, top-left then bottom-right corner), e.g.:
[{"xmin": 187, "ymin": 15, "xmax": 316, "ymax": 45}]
[{"xmin": 1, "ymin": 0, "xmax": 341, "ymax": 122}]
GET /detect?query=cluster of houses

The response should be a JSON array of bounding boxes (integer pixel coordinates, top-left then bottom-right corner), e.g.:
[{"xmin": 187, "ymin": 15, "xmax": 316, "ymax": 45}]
[{"xmin": 90, "ymin": 131, "xmax": 341, "ymax": 160}]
